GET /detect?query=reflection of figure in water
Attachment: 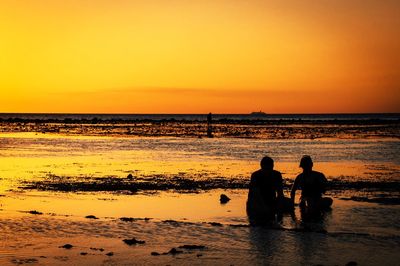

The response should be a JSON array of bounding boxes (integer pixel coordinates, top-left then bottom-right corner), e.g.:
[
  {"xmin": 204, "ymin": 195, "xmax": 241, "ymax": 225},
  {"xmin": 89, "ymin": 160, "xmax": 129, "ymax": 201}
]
[
  {"xmin": 290, "ymin": 156, "xmax": 333, "ymax": 218},
  {"xmin": 207, "ymin": 112, "xmax": 213, "ymax": 138},
  {"xmin": 247, "ymin": 156, "xmax": 284, "ymax": 224}
]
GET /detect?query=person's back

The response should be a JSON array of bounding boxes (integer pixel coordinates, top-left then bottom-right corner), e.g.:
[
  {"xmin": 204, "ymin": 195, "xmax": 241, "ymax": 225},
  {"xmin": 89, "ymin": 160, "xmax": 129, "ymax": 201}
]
[
  {"xmin": 250, "ymin": 169, "xmax": 283, "ymax": 205},
  {"xmin": 246, "ymin": 156, "xmax": 284, "ymax": 223},
  {"xmin": 291, "ymin": 156, "xmax": 332, "ymax": 215},
  {"xmin": 294, "ymin": 170, "xmax": 327, "ymax": 199}
]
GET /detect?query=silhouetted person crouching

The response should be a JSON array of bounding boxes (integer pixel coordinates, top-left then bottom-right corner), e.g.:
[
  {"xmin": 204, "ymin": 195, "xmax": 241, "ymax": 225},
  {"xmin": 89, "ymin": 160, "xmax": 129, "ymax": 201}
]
[
  {"xmin": 291, "ymin": 156, "xmax": 333, "ymax": 217},
  {"xmin": 247, "ymin": 156, "xmax": 284, "ymax": 224}
]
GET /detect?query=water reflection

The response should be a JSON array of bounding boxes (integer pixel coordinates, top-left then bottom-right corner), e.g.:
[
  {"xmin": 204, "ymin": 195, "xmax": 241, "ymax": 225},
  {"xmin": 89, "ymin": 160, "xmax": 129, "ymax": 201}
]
[
  {"xmin": 248, "ymin": 209, "xmax": 331, "ymax": 265},
  {"xmin": 291, "ymin": 228, "xmax": 329, "ymax": 265},
  {"xmin": 248, "ymin": 226, "xmax": 286, "ymax": 264},
  {"xmin": 293, "ymin": 207, "xmax": 331, "ymax": 233}
]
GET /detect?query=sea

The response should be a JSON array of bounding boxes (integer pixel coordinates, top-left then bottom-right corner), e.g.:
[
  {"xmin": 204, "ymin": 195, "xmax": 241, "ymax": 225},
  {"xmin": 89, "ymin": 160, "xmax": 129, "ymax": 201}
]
[{"xmin": 0, "ymin": 112, "xmax": 399, "ymax": 122}]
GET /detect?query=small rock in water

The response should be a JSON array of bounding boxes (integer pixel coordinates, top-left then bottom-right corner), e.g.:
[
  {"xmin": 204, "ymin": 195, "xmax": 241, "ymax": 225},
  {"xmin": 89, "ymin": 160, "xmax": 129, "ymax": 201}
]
[
  {"xmin": 28, "ymin": 210, "xmax": 43, "ymax": 215},
  {"xmin": 208, "ymin": 222, "xmax": 223, "ymax": 227},
  {"xmin": 167, "ymin": 248, "xmax": 183, "ymax": 255},
  {"xmin": 127, "ymin": 174, "xmax": 134, "ymax": 179},
  {"xmin": 120, "ymin": 217, "xmax": 152, "ymax": 222},
  {"xmin": 120, "ymin": 217, "xmax": 136, "ymax": 222},
  {"xmin": 59, "ymin": 244, "xmax": 73, "ymax": 249},
  {"xmin": 80, "ymin": 252, "xmax": 87, "ymax": 256},
  {"xmin": 105, "ymin": 252, "xmax": 114, "ymax": 256},
  {"xmin": 85, "ymin": 215, "xmax": 99, "ymax": 219},
  {"xmin": 90, "ymin": 247, "xmax": 104, "ymax": 252},
  {"xmin": 151, "ymin": 252, "xmax": 160, "ymax": 256},
  {"xmin": 123, "ymin": 238, "xmax": 145, "ymax": 245},
  {"xmin": 220, "ymin": 194, "xmax": 230, "ymax": 204}
]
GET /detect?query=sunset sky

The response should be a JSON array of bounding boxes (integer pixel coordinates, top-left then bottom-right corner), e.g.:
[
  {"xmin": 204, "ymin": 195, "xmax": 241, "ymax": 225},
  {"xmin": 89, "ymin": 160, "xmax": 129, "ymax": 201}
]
[{"xmin": 1, "ymin": 0, "xmax": 399, "ymax": 113}]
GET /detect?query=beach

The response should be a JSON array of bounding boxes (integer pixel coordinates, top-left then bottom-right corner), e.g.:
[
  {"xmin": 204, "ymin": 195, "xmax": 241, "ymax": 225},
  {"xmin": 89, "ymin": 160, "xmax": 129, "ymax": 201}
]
[{"xmin": 0, "ymin": 114, "xmax": 399, "ymax": 265}]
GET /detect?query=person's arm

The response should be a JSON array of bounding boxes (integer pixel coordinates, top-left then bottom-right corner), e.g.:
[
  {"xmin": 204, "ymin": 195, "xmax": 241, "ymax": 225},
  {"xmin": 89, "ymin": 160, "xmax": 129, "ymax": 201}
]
[
  {"xmin": 319, "ymin": 173, "xmax": 328, "ymax": 194},
  {"xmin": 290, "ymin": 176, "xmax": 300, "ymax": 203},
  {"xmin": 277, "ymin": 172, "xmax": 284, "ymax": 200}
]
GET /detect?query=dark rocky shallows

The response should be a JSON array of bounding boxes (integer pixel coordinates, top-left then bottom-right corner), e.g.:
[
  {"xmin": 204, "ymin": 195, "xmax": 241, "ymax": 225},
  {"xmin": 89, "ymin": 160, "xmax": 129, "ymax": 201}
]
[
  {"xmin": 19, "ymin": 174, "xmax": 400, "ymax": 205},
  {"xmin": 122, "ymin": 238, "xmax": 146, "ymax": 245},
  {"xmin": 28, "ymin": 210, "xmax": 43, "ymax": 215},
  {"xmin": 151, "ymin": 245, "xmax": 206, "ymax": 256},
  {"xmin": 85, "ymin": 215, "xmax": 99, "ymax": 219},
  {"xmin": 59, "ymin": 244, "xmax": 73, "ymax": 249},
  {"xmin": 0, "ymin": 114, "xmax": 399, "ymax": 139}
]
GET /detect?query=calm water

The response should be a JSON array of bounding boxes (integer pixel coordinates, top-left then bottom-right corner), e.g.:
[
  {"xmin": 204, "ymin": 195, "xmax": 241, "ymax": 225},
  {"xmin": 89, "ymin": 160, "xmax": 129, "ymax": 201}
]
[{"xmin": 1, "ymin": 112, "xmax": 399, "ymax": 121}]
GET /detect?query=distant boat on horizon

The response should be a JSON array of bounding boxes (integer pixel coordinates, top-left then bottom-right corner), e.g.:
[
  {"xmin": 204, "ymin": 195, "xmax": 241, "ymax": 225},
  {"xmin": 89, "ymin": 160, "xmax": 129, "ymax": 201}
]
[{"xmin": 249, "ymin": 111, "xmax": 268, "ymax": 117}]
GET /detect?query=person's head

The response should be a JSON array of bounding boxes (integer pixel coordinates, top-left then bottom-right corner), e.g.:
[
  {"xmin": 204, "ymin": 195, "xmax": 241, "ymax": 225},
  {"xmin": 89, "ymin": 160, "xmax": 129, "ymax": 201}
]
[
  {"xmin": 299, "ymin": 155, "xmax": 313, "ymax": 171},
  {"xmin": 260, "ymin": 156, "xmax": 274, "ymax": 171}
]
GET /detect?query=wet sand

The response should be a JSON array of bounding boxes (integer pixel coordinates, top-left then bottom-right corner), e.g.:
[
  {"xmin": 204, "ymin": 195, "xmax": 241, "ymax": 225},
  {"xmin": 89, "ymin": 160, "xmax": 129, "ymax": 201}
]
[{"xmin": 1, "ymin": 190, "xmax": 400, "ymax": 265}]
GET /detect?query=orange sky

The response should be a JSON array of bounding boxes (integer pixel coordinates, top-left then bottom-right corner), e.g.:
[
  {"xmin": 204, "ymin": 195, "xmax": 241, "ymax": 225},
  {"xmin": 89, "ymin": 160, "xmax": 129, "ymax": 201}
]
[{"xmin": 1, "ymin": 0, "xmax": 399, "ymax": 113}]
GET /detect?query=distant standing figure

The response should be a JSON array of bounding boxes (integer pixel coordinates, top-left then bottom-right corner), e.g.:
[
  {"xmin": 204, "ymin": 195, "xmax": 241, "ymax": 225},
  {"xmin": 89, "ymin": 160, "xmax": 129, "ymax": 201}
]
[
  {"xmin": 207, "ymin": 112, "xmax": 213, "ymax": 138},
  {"xmin": 247, "ymin": 156, "xmax": 284, "ymax": 223},
  {"xmin": 290, "ymin": 156, "xmax": 332, "ymax": 215}
]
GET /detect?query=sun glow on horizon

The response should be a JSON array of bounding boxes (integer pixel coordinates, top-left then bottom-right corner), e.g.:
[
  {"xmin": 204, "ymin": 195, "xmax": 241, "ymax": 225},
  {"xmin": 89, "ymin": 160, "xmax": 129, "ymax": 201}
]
[{"xmin": 1, "ymin": 0, "xmax": 399, "ymax": 113}]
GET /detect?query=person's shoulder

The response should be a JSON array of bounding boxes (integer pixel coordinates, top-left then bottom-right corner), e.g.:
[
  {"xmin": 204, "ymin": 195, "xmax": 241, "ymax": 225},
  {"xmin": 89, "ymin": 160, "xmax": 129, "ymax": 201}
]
[
  {"xmin": 251, "ymin": 169, "xmax": 263, "ymax": 180},
  {"xmin": 312, "ymin": 171, "xmax": 327, "ymax": 179},
  {"xmin": 272, "ymin": 170, "xmax": 281, "ymax": 175},
  {"xmin": 312, "ymin": 171, "xmax": 325, "ymax": 176},
  {"xmin": 293, "ymin": 172, "xmax": 303, "ymax": 182},
  {"xmin": 252, "ymin": 169, "xmax": 263, "ymax": 176},
  {"xmin": 272, "ymin": 170, "xmax": 282, "ymax": 178},
  {"xmin": 295, "ymin": 172, "xmax": 303, "ymax": 179}
]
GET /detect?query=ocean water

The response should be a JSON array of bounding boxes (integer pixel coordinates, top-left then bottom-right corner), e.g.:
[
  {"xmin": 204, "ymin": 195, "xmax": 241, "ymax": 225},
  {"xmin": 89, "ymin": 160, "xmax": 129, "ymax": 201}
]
[
  {"xmin": 0, "ymin": 115, "xmax": 399, "ymax": 265},
  {"xmin": 0, "ymin": 112, "xmax": 399, "ymax": 122}
]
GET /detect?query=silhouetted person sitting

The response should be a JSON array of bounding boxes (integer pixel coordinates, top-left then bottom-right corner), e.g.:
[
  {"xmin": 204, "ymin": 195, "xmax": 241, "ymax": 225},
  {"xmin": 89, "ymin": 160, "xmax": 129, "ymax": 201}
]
[
  {"xmin": 247, "ymin": 156, "xmax": 284, "ymax": 224},
  {"xmin": 290, "ymin": 156, "xmax": 333, "ymax": 216}
]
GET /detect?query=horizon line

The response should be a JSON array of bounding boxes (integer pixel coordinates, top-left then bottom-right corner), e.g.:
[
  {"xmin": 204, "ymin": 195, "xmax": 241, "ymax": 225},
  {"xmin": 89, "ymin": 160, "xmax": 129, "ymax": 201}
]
[{"xmin": 0, "ymin": 112, "xmax": 399, "ymax": 115}]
